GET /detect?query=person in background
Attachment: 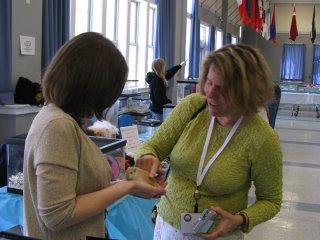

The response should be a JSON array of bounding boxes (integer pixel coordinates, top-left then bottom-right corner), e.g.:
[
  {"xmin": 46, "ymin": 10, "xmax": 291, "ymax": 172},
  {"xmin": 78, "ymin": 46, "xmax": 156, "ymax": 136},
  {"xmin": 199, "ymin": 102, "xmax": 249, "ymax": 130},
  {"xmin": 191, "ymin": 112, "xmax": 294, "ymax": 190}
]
[
  {"xmin": 267, "ymin": 82, "xmax": 282, "ymax": 128},
  {"xmin": 146, "ymin": 58, "xmax": 187, "ymax": 120},
  {"xmin": 135, "ymin": 44, "xmax": 283, "ymax": 240},
  {"xmin": 23, "ymin": 32, "xmax": 166, "ymax": 240}
]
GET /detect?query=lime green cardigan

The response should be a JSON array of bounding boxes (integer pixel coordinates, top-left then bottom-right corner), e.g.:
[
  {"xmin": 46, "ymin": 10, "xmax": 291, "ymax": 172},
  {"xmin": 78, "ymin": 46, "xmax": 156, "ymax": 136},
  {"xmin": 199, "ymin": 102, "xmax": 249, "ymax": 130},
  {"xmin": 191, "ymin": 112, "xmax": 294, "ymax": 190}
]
[{"xmin": 135, "ymin": 93, "xmax": 282, "ymax": 233}]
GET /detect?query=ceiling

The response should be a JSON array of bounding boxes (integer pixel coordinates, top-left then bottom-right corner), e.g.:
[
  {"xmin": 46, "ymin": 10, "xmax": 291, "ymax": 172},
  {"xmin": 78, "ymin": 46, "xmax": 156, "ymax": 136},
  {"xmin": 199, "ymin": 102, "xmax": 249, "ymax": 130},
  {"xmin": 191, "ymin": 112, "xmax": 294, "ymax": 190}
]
[
  {"xmin": 198, "ymin": 0, "xmax": 241, "ymax": 27},
  {"xmin": 272, "ymin": 0, "xmax": 320, "ymax": 2}
]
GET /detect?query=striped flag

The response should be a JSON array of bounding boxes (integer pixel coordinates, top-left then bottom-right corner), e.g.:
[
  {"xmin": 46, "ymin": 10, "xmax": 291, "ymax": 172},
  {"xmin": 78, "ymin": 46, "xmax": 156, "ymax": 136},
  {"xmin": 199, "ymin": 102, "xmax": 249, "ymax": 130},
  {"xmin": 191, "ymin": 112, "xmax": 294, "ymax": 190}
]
[
  {"xmin": 257, "ymin": 0, "xmax": 263, "ymax": 32},
  {"xmin": 289, "ymin": 3, "xmax": 298, "ymax": 41},
  {"xmin": 270, "ymin": 4, "xmax": 276, "ymax": 43},
  {"xmin": 311, "ymin": 6, "xmax": 316, "ymax": 43},
  {"xmin": 262, "ymin": 0, "xmax": 271, "ymax": 40}
]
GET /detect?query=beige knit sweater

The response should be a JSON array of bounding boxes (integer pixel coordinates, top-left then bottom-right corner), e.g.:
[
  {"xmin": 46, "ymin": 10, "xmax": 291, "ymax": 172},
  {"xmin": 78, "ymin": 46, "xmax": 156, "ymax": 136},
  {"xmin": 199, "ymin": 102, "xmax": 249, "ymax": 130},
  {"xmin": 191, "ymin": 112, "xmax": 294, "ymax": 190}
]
[{"xmin": 23, "ymin": 105, "xmax": 111, "ymax": 240}]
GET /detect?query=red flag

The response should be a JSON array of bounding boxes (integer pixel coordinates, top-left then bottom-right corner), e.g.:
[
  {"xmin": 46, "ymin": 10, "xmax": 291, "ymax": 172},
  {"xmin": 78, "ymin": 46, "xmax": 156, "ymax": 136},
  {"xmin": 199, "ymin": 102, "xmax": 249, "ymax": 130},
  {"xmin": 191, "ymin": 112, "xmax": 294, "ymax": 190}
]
[
  {"xmin": 289, "ymin": 3, "xmax": 298, "ymax": 41},
  {"xmin": 256, "ymin": 0, "xmax": 263, "ymax": 32},
  {"xmin": 250, "ymin": 0, "xmax": 256, "ymax": 29},
  {"xmin": 270, "ymin": 4, "xmax": 276, "ymax": 43},
  {"xmin": 237, "ymin": 0, "xmax": 251, "ymax": 25},
  {"xmin": 250, "ymin": 0, "xmax": 263, "ymax": 32}
]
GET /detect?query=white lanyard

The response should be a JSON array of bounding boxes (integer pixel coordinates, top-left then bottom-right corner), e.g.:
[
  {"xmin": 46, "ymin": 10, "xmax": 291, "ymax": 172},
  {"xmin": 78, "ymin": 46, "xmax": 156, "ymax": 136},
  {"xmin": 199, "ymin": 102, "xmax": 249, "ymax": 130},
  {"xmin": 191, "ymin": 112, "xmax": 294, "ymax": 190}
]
[{"xmin": 196, "ymin": 116, "xmax": 244, "ymax": 187}]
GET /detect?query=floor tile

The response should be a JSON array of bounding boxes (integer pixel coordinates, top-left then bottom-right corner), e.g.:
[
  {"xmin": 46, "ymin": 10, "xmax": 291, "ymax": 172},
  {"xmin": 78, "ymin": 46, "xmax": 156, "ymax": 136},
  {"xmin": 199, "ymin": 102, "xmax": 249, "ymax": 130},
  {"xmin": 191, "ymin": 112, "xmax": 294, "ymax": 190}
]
[{"xmin": 245, "ymin": 114, "xmax": 320, "ymax": 239}]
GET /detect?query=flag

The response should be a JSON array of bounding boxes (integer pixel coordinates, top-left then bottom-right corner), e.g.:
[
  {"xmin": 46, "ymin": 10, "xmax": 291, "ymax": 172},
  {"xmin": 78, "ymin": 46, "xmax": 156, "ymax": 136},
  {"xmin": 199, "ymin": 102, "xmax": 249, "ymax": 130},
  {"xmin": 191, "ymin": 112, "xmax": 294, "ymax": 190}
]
[
  {"xmin": 270, "ymin": 4, "xmax": 276, "ymax": 43},
  {"xmin": 262, "ymin": 0, "xmax": 271, "ymax": 40},
  {"xmin": 289, "ymin": 4, "xmax": 298, "ymax": 41},
  {"xmin": 249, "ymin": 0, "xmax": 256, "ymax": 29},
  {"xmin": 236, "ymin": 0, "xmax": 243, "ymax": 7},
  {"xmin": 251, "ymin": 0, "xmax": 263, "ymax": 32},
  {"xmin": 237, "ymin": 0, "xmax": 251, "ymax": 25},
  {"xmin": 257, "ymin": 0, "xmax": 263, "ymax": 32},
  {"xmin": 311, "ymin": 6, "xmax": 316, "ymax": 43}
]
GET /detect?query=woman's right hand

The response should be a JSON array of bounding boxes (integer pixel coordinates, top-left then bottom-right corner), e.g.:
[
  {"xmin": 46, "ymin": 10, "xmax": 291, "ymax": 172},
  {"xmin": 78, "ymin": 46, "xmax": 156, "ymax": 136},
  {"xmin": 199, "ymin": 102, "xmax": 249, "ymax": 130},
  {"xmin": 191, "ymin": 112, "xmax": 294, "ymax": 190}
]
[
  {"xmin": 200, "ymin": 207, "xmax": 244, "ymax": 239},
  {"xmin": 135, "ymin": 154, "xmax": 165, "ymax": 178}
]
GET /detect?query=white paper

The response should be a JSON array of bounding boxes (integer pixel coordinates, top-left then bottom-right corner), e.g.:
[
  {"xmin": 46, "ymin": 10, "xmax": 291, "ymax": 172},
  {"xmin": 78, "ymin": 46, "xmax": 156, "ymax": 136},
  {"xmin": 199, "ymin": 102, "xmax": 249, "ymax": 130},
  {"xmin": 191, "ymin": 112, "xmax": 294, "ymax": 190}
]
[
  {"xmin": 120, "ymin": 125, "xmax": 140, "ymax": 154},
  {"xmin": 20, "ymin": 35, "xmax": 35, "ymax": 55}
]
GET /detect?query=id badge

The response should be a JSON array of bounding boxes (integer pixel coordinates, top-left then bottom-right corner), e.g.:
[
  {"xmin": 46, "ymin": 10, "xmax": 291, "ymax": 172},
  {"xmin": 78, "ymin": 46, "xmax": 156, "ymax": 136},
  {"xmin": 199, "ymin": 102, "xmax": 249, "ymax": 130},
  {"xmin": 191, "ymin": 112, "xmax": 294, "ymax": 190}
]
[{"xmin": 180, "ymin": 212, "xmax": 202, "ymax": 234}]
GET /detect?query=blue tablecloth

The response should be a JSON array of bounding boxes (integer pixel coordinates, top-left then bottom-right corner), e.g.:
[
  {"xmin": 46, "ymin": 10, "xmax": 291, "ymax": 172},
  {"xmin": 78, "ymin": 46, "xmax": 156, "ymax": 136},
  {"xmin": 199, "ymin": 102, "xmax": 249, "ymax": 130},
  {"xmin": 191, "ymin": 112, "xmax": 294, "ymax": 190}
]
[{"xmin": 0, "ymin": 186, "xmax": 157, "ymax": 240}]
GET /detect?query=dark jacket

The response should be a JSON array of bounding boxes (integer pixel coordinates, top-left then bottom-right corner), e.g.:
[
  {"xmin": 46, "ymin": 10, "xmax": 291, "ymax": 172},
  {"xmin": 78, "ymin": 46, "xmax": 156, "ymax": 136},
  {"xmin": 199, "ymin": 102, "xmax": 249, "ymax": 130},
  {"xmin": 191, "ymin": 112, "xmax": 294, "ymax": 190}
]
[
  {"xmin": 146, "ymin": 65, "xmax": 182, "ymax": 114},
  {"xmin": 274, "ymin": 83, "xmax": 281, "ymax": 100}
]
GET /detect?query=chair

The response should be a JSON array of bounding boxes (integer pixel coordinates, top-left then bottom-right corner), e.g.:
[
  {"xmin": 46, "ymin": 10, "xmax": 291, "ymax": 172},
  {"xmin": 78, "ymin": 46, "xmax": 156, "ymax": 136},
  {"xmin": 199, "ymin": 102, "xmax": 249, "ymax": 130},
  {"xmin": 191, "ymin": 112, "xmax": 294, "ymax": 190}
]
[{"xmin": 267, "ymin": 83, "xmax": 281, "ymax": 128}]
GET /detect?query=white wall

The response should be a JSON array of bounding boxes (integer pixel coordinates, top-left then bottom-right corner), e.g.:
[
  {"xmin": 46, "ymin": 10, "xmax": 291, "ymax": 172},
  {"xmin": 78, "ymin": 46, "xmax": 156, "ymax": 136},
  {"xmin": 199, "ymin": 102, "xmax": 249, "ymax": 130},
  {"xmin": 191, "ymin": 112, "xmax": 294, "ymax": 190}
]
[
  {"xmin": 276, "ymin": 4, "xmax": 320, "ymax": 34},
  {"xmin": 168, "ymin": 0, "xmax": 188, "ymax": 104},
  {"xmin": 242, "ymin": 4, "xmax": 320, "ymax": 84}
]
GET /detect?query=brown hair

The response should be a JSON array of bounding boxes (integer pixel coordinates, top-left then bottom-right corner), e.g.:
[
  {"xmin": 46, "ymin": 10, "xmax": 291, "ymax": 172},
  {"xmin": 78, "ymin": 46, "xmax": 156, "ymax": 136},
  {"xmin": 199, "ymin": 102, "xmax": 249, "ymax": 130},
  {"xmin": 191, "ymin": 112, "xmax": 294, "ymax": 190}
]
[
  {"xmin": 42, "ymin": 32, "xmax": 128, "ymax": 125},
  {"xmin": 200, "ymin": 44, "xmax": 274, "ymax": 115},
  {"xmin": 152, "ymin": 58, "xmax": 167, "ymax": 87}
]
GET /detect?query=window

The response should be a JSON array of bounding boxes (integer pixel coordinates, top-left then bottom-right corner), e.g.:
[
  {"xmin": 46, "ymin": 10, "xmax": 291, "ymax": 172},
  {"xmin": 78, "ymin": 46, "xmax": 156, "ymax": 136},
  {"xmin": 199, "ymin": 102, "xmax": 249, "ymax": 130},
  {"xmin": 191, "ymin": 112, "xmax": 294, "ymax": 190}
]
[
  {"xmin": 215, "ymin": 29, "xmax": 223, "ymax": 50},
  {"xmin": 231, "ymin": 36, "xmax": 238, "ymax": 44},
  {"xmin": 106, "ymin": 0, "xmax": 118, "ymax": 42},
  {"xmin": 91, "ymin": 0, "xmax": 103, "ymax": 32},
  {"xmin": 199, "ymin": 23, "xmax": 210, "ymax": 74},
  {"xmin": 312, "ymin": 44, "xmax": 320, "ymax": 85},
  {"xmin": 147, "ymin": 5, "xmax": 157, "ymax": 73},
  {"xmin": 70, "ymin": 0, "xmax": 157, "ymax": 90},
  {"xmin": 184, "ymin": 0, "xmax": 193, "ymax": 78},
  {"xmin": 73, "ymin": 0, "xmax": 89, "ymax": 36},
  {"xmin": 128, "ymin": 1, "xmax": 138, "ymax": 84},
  {"xmin": 281, "ymin": 44, "xmax": 305, "ymax": 82}
]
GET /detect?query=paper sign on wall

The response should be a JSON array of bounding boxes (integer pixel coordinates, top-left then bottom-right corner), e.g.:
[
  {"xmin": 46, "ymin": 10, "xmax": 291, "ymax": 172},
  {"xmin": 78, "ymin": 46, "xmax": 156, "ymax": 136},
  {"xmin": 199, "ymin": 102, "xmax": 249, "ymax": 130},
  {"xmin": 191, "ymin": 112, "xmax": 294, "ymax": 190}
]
[
  {"xmin": 120, "ymin": 125, "xmax": 140, "ymax": 155},
  {"xmin": 20, "ymin": 35, "xmax": 35, "ymax": 55}
]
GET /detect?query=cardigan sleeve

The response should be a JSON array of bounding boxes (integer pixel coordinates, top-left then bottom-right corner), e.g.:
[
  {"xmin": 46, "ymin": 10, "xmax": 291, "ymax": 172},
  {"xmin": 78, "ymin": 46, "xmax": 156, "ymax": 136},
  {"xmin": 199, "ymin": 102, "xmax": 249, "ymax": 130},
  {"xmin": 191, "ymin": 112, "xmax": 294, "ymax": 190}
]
[
  {"xmin": 241, "ymin": 131, "xmax": 283, "ymax": 233},
  {"xmin": 34, "ymin": 118, "xmax": 80, "ymax": 231}
]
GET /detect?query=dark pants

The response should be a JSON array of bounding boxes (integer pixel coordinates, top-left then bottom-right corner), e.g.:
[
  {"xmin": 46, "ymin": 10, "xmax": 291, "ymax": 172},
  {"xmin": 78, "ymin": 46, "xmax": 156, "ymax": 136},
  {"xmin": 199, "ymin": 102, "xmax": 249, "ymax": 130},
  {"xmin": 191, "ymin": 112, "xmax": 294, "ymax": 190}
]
[
  {"xmin": 268, "ymin": 99, "xmax": 280, "ymax": 128},
  {"xmin": 150, "ymin": 110, "xmax": 163, "ymax": 121}
]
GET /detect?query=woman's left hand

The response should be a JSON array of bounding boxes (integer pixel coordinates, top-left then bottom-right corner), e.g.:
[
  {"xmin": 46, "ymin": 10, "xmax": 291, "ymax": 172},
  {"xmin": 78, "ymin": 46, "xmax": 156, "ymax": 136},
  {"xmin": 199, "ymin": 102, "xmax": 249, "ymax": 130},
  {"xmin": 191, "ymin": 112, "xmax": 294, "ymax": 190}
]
[{"xmin": 200, "ymin": 207, "xmax": 243, "ymax": 240}]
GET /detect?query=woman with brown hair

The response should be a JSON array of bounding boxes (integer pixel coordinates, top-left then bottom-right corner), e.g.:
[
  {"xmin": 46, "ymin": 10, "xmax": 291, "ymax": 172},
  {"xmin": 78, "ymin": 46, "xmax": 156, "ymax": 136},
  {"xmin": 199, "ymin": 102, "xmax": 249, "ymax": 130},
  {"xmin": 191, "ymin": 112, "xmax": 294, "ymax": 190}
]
[{"xmin": 23, "ymin": 32, "xmax": 166, "ymax": 240}]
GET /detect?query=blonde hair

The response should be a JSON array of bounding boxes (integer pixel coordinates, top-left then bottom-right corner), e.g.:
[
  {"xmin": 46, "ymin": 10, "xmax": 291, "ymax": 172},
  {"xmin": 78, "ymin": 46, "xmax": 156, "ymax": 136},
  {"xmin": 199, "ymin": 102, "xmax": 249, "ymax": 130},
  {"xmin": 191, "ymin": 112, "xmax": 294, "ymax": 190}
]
[
  {"xmin": 152, "ymin": 58, "xmax": 167, "ymax": 87},
  {"xmin": 200, "ymin": 44, "xmax": 274, "ymax": 115}
]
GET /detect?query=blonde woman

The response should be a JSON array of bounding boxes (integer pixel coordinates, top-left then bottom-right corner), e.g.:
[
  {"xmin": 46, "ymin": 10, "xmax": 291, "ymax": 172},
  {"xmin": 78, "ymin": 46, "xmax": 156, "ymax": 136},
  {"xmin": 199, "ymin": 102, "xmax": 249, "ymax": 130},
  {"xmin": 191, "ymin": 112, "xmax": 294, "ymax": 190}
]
[
  {"xmin": 136, "ymin": 44, "xmax": 282, "ymax": 240},
  {"xmin": 146, "ymin": 58, "xmax": 187, "ymax": 120}
]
